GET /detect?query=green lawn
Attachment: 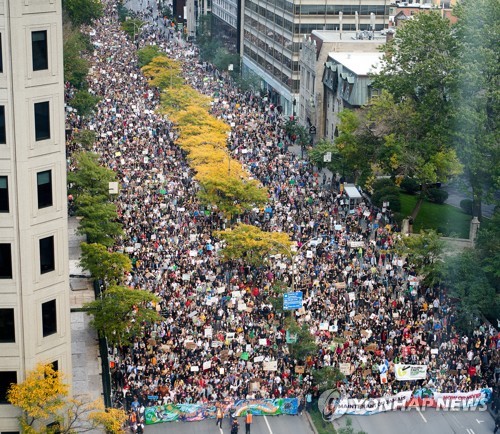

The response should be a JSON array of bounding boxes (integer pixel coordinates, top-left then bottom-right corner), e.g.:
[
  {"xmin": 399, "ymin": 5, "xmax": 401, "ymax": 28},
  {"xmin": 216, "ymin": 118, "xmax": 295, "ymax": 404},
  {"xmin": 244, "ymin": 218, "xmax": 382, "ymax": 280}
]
[
  {"xmin": 308, "ymin": 406, "xmax": 337, "ymax": 434},
  {"xmin": 399, "ymin": 193, "xmax": 471, "ymax": 238}
]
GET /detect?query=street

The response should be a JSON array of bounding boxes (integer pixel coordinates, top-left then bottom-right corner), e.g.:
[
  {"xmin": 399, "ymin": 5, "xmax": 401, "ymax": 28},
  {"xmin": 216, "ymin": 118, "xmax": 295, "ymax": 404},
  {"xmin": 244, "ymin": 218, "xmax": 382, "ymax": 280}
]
[
  {"xmin": 341, "ymin": 409, "xmax": 495, "ymax": 434},
  {"xmin": 145, "ymin": 414, "xmax": 314, "ymax": 434},
  {"xmin": 144, "ymin": 409, "xmax": 495, "ymax": 434}
]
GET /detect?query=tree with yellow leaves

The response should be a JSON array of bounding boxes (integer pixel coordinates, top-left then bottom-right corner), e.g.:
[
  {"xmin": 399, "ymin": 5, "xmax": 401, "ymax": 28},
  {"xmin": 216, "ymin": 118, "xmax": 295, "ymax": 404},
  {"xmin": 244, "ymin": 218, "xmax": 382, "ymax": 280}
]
[
  {"xmin": 215, "ymin": 223, "xmax": 292, "ymax": 266},
  {"xmin": 142, "ymin": 55, "xmax": 183, "ymax": 89},
  {"xmin": 198, "ymin": 170, "xmax": 267, "ymax": 219},
  {"xmin": 7, "ymin": 363, "xmax": 127, "ymax": 434}
]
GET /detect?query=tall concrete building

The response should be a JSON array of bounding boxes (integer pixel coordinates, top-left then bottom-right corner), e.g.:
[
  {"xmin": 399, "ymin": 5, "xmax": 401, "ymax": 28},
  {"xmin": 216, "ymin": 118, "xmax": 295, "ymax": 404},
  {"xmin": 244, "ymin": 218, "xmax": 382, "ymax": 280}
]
[
  {"xmin": 242, "ymin": 0, "xmax": 389, "ymax": 113},
  {"xmin": 0, "ymin": 1, "xmax": 71, "ymax": 431}
]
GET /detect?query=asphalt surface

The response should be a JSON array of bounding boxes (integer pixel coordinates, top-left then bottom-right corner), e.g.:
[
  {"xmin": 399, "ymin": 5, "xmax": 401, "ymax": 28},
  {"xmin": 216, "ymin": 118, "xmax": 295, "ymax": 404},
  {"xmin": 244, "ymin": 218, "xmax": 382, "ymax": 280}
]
[
  {"xmin": 145, "ymin": 414, "xmax": 313, "ymax": 434},
  {"xmin": 337, "ymin": 408, "xmax": 495, "ymax": 434}
]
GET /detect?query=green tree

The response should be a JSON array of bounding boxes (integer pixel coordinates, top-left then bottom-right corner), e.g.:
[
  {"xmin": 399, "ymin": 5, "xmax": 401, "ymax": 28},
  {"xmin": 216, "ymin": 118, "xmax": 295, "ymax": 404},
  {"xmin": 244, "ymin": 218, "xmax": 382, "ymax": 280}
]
[
  {"xmin": 286, "ymin": 317, "xmax": 318, "ymax": 363},
  {"xmin": 73, "ymin": 129, "xmax": 97, "ymax": 150},
  {"xmin": 443, "ymin": 249, "xmax": 498, "ymax": 332},
  {"xmin": 312, "ymin": 367, "xmax": 344, "ymax": 393},
  {"xmin": 63, "ymin": 0, "xmax": 103, "ymax": 26},
  {"xmin": 452, "ymin": 0, "xmax": 500, "ymax": 219},
  {"xmin": 475, "ymin": 211, "xmax": 500, "ymax": 283},
  {"xmin": 372, "ymin": 13, "xmax": 463, "ymax": 218},
  {"xmin": 80, "ymin": 243, "xmax": 131, "ymax": 284},
  {"xmin": 373, "ymin": 12, "xmax": 457, "ymax": 135},
  {"xmin": 395, "ymin": 230, "xmax": 444, "ymax": 286},
  {"xmin": 84, "ymin": 285, "xmax": 161, "ymax": 346},
  {"xmin": 137, "ymin": 45, "xmax": 163, "ymax": 67},
  {"xmin": 63, "ymin": 26, "xmax": 90, "ymax": 89},
  {"xmin": 68, "ymin": 151, "xmax": 117, "ymax": 198},
  {"xmin": 360, "ymin": 92, "xmax": 461, "ymax": 218},
  {"xmin": 121, "ymin": 18, "xmax": 144, "ymax": 41},
  {"xmin": 75, "ymin": 194, "xmax": 123, "ymax": 247},
  {"xmin": 308, "ymin": 139, "xmax": 342, "ymax": 174},
  {"xmin": 215, "ymin": 223, "xmax": 292, "ymax": 266},
  {"xmin": 69, "ymin": 90, "xmax": 101, "ymax": 117}
]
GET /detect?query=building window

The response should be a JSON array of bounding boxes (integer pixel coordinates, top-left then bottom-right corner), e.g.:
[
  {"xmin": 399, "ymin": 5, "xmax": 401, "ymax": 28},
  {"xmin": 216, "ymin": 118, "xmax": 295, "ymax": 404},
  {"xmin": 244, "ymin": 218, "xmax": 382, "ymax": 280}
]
[
  {"xmin": 42, "ymin": 299, "xmax": 57, "ymax": 337},
  {"xmin": 51, "ymin": 360, "xmax": 59, "ymax": 372},
  {"xmin": 0, "ymin": 371, "xmax": 17, "ymax": 404},
  {"xmin": 0, "ymin": 106, "xmax": 5, "ymax": 144},
  {"xmin": 0, "ymin": 176, "xmax": 8, "ymax": 212},
  {"xmin": 39, "ymin": 236, "xmax": 55, "ymax": 274},
  {"xmin": 0, "ymin": 309, "xmax": 15, "ymax": 343},
  {"xmin": 34, "ymin": 102, "xmax": 50, "ymax": 141},
  {"xmin": 32, "ymin": 30, "xmax": 48, "ymax": 71},
  {"xmin": 37, "ymin": 170, "xmax": 52, "ymax": 209},
  {"xmin": 0, "ymin": 244, "xmax": 12, "ymax": 279}
]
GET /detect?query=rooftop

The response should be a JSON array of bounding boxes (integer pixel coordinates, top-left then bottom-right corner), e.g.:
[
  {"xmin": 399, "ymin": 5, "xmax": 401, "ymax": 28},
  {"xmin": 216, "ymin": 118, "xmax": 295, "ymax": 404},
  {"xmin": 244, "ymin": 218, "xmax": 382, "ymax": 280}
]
[
  {"xmin": 312, "ymin": 30, "xmax": 387, "ymax": 43},
  {"xmin": 328, "ymin": 52, "xmax": 383, "ymax": 76}
]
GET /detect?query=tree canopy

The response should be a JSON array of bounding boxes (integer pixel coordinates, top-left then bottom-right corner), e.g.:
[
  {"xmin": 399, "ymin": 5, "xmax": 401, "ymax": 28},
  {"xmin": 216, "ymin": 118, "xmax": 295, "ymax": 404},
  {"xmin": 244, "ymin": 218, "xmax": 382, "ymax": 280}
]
[
  {"xmin": 84, "ymin": 285, "xmax": 161, "ymax": 346},
  {"xmin": 451, "ymin": 0, "xmax": 500, "ymax": 218},
  {"xmin": 62, "ymin": 0, "xmax": 103, "ymax": 26},
  {"xmin": 68, "ymin": 151, "xmax": 117, "ymax": 198},
  {"xmin": 80, "ymin": 242, "xmax": 131, "ymax": 284},
  {"xmin": 394, "ymin": 230, "xmax": 444, "ymax": 286},
  {"xmin": 74, "ymin": 194, "xmax": 123, "ymax": 247},
  {"xmin": 215, "ymin": 223, "xmax": 292, "ymax": 266}
]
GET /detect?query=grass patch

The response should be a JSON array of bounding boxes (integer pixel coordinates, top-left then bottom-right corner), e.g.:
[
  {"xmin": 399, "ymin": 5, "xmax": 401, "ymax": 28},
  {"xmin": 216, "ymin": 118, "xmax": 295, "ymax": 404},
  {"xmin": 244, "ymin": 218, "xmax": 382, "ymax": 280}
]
[
  {"xmin": 308, "ymin": 406, "xmax": 337, "ymax": 434},
  {"xmin": 399, "ymin": 193, "xmax": 471, "ymax": 238}
]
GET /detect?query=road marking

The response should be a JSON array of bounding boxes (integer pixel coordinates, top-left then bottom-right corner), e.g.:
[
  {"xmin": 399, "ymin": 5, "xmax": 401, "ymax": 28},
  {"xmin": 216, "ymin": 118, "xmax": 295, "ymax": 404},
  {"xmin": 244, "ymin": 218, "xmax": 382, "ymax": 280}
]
[
  {"xmin": 219, "ymin": 428, "xmax": 223, "ymax": 434},
  {"xmin": 264, "ymin": 415, "xmax": 274, "ymax": 434},
  {"xmin": 466, "ymin": 429, "xmax": 476, "ymax": 434},
  {"xmin": 476, "ymin": 419, "xmax": 484, "ymax": 424},
  {"xmin": 416, "ymin": 408, "xmax": 427, "ymax": 423},
  {"xmin": 452, "ymin": 415, "xmax": 464, "ymax": 428}
]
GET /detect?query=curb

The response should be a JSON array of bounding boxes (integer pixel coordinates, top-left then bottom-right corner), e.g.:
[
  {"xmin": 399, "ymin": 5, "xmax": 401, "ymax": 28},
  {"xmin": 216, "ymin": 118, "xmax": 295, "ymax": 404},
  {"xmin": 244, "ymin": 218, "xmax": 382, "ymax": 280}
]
[{"xmin": 305, "ymin": 411, "xmax": 319, "ymax": 434}]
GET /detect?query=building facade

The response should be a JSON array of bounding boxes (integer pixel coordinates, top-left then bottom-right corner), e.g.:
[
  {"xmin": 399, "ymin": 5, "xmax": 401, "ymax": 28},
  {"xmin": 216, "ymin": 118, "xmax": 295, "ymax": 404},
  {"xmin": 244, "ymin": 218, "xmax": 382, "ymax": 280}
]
[
  {"xmin": 298, "ymin": 30, "xmax": 383, "ymax": 141},
  {"xmin": 0, "ymin": 1, "xmax": 71, "ymax": 431},
  {"xmin": 242, "ymin": 0, "xmax": 389, "ymax": 113},
  {"xmin": 323, "ymin": 51, "xmax": 382, "ymax": 141},
  {"xmin": 212, "ymin": 0, "xmax": 241, "ymax": 52}
]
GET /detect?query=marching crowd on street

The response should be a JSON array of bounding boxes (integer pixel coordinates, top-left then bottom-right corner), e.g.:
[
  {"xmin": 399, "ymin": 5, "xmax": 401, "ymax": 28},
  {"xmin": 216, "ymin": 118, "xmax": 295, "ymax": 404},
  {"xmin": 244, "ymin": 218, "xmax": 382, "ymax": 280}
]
[{"xmin": 66, "ymin": 0, "xmax": 500, "ymax": 431}]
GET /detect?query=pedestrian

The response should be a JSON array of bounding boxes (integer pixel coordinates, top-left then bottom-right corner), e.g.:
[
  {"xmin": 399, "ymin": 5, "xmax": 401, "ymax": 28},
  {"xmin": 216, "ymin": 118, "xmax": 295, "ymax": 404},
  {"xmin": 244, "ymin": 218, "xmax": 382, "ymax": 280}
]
[
  {"xmin": 231, "ymin": 417, "xmax": 239, "ymax": 434},
  {"xmin": 216, "ymin": 406, "xmax": 223, "ymax": 428},
  {"xmin": 245, "ymin": 412, "xmax": 253, "ymax": 433}
]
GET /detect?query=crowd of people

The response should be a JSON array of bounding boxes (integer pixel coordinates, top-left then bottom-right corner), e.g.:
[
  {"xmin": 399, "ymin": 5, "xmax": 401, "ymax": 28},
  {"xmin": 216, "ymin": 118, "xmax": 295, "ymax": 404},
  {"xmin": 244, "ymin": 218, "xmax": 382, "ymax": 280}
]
[{"xmin": 66, "ymin": 0, "xmax": 500, "ymax": 429}]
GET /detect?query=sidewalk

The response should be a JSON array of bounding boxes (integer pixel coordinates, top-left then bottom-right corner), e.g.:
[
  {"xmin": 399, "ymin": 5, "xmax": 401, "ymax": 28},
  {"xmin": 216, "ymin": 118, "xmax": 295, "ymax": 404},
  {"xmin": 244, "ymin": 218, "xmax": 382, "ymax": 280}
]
[{"xmin": 68, "ymin": 216, "xmax": 104, "ymax": 428}]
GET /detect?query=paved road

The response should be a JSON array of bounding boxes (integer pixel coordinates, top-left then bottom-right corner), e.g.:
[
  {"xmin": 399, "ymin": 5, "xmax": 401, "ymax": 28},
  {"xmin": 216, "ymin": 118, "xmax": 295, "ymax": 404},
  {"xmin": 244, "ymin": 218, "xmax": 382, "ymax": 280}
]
[
  {"xmin": 333, "ymin": 409, "xmax": 495, "ymax": 434},
  {"xmin": 145, "ymin": 414, "xmax": 313, "ymax": 434}
]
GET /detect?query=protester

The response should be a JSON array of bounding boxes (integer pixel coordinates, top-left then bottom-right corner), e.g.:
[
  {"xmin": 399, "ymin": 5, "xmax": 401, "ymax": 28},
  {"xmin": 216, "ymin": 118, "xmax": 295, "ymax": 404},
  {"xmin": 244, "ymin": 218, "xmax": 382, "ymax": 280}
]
[{"xmin": 66, "ymin": 0, "xmax": 499, "ymax": 426}]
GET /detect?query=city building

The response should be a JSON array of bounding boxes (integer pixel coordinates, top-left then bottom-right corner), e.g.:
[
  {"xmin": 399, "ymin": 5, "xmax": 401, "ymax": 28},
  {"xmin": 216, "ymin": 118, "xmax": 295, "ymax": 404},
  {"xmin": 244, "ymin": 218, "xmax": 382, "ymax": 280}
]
[
  {"xmin": 211, "ymin": 0, "xmax": 241, "ymax": 52},
  {"xmin": 0, "ymin": 1, "xmax": 71, "ymax": 431},
  {"xmin": 389, "ymin": 1, "xmax": 457, "ymax": 27},
  {"xmin": 298, "ymin": 30, "xmax": 384, "ymax": 141},
  {"xmin": 323, "ymin": 51, "xmax": 382, "ymax": 140},
  {"xmin": 242, "ymin": 0, "xmax": 389, "ymax": 114}
]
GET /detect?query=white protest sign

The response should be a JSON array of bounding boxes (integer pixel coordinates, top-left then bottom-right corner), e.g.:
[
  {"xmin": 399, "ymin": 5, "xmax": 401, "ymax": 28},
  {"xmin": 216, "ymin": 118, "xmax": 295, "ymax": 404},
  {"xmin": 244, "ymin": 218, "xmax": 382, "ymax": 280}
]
[{"xmin": 263, "ymin": 360, "xmax": 278, "ymax": 371}]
